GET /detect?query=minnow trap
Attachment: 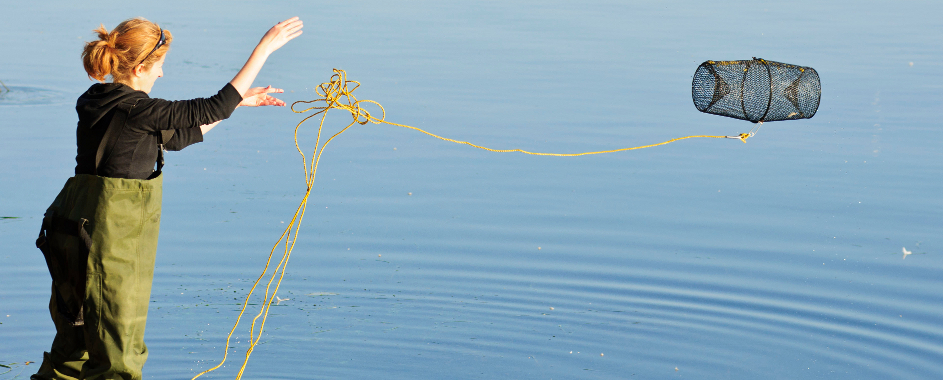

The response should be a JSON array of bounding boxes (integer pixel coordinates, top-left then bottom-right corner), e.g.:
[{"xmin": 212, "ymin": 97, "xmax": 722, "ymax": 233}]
[{"xmin": 692, "ymin": 58, "xmax": 821, "ymax": 123}]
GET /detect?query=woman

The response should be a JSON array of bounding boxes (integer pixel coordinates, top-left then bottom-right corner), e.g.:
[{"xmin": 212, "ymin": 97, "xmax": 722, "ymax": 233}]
[{"xmin": 32, "ymin": 16, "xmax": 303, "ymax": 380}]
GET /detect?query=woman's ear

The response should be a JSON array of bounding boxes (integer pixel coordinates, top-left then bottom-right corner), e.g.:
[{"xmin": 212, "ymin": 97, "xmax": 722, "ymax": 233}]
[{"xmin": 132, "ymin": 63, "xmax": 146, "ymax": 78}]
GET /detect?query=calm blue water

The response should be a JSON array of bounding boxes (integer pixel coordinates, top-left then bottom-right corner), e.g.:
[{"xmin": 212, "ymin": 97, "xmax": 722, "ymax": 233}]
[{"xmin": 2, "ymin": 1, "xmax": 941, "ymax": 379}]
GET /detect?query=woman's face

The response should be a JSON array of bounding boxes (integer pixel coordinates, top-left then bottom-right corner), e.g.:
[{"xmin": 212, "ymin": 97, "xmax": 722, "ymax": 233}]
[{"xmin": 137, "ymin": 55, "xmax": 165, "ymax": 94}]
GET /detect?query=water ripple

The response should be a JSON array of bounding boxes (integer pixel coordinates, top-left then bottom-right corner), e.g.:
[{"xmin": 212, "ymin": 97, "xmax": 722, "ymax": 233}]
[{"xmin": 0, "ymin": 85, "xmax": 70, "ymax": 106}]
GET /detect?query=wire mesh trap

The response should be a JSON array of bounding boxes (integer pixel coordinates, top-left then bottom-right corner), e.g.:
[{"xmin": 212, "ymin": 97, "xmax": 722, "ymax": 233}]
[{"xmin": 692, "ymin": 58, "xmax": 821, "ymax": 123}]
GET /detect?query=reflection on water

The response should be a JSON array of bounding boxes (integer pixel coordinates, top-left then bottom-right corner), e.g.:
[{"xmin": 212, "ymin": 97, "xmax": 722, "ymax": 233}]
[
  {"xmin": 1, "ymin": 1, "xmax": 942, "ymax": 379},
  {"xmin": 0, "ymin": 85, "xmax": 69, "ymax": 106}
]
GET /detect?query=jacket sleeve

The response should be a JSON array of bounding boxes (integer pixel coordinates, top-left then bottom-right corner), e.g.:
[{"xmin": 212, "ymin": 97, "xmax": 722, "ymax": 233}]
[
  {"xmin": 161, "ymin": 127, "xmax": 204, "ymax": 151},
  {"xmin": 131, "ymin": 83, "xmax": 242, "ymax": 132}
]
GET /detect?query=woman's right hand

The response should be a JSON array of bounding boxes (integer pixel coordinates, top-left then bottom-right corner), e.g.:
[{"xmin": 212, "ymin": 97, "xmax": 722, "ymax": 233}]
[
  {"xmin": 258, "ymin": 17, "xmax": 304, "ymax": 56},
  {"xmin": 230, "ymin": 17, "xmax": 303, "ymax": 97}
]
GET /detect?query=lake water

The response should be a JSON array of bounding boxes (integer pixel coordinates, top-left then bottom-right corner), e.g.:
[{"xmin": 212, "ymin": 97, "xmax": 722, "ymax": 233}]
[{"xmin": 2, "ymin": 1, "xmax": 941, "ymax": 379}]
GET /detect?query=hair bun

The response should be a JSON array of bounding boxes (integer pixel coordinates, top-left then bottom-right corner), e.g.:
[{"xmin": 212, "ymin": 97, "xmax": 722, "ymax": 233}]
[
  {"xmin": 93, "ymin": 24, "xmax": 118, "ymax": 50},
  {"xmin": 105, "ymin": 34, "xmax": 118, "ymax": 50}
]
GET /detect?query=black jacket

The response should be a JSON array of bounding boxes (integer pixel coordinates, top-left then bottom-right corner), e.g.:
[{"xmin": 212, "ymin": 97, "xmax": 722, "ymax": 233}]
[{"xmin": 74, "ymin": 83, "xmax": 242, "ymax": 179}]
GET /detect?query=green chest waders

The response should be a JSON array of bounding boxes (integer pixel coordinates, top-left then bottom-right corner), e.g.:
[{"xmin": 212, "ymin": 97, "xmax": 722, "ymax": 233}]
[{"xmin": 33, "ymin": 100, "xmax": 170, "ymax": 380}]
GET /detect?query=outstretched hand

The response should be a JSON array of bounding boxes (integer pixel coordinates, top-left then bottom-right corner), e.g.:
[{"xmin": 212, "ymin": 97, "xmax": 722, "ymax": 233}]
[
  {"xmin": 258, "ymin": 17, "xmax": 304, "ymax": 56},
  {"xmin": 239, "ymin": 86, "xmax": 286, "ymax": 107},
  {"xmin": 229, "ymin": 17, "xmax": 302, "ymax": 102}
]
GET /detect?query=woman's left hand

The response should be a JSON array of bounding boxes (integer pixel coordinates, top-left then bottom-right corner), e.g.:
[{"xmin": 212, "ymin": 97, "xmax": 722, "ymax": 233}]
[{"xmin": 239, "ymin": 85, "xmax": 286, "ymax": 107}]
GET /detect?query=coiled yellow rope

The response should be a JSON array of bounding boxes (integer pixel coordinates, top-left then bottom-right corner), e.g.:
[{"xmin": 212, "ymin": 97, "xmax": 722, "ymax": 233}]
[{"xmin": 192, "ymin": 68, "xmax": 752, "ymax": 380}]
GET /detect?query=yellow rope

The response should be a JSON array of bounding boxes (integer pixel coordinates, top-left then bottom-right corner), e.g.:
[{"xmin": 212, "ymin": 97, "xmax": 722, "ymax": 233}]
[{"xmin": 192, "ymin": 68, "xmax": 751, "ymax": 380}]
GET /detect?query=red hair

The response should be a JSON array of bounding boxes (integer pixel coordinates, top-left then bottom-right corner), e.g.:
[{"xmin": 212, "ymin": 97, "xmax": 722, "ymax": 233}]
[{"xmin": 81, "ymin": 18, "xmax": 173, "ymax": 83}]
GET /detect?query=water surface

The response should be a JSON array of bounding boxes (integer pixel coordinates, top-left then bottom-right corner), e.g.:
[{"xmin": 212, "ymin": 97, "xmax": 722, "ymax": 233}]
[{"xmin": 1, "ymin": 1, "xmax": 941, "ymax": 379}]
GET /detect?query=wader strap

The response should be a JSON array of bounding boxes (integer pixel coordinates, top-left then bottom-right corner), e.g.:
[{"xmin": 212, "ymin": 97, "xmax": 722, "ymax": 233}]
[
  {"xmin": 94, "ymin": 99, "xmax": 139, "ymax": 175},
  {"xmin": 153, "ymin": 130, "xmax": 173, "ymax": 176},
  {"xmin": 36, "ymin": 216, "xmax": 92, "ymax": 326},
  {"xmin": 156, "ymin": 144, "xmax": 165, "ymax": 175}
]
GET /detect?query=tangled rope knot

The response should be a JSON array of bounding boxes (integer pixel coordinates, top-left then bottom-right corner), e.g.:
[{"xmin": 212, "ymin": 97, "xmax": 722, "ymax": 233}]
[{"xmin": 292, "ymin": 69, "xmax": 386, "ymax": 127}]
